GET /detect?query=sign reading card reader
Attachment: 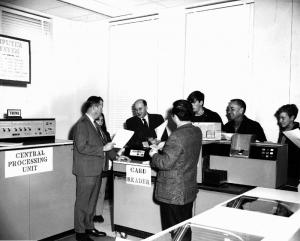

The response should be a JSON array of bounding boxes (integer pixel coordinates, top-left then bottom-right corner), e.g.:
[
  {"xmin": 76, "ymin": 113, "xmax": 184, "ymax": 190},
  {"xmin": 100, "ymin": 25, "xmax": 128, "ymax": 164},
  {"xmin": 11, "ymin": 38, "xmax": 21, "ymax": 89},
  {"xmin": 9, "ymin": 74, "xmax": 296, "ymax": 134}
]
[{"xmin": 126, "ymin": 164, "xmax": 151, "ymax": 187}]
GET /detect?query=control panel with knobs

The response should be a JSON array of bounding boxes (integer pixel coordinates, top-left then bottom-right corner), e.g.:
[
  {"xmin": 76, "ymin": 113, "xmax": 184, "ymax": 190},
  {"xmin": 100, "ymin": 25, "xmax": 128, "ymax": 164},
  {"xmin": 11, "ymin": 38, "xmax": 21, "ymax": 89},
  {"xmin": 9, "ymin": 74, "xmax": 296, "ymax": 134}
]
[{"xmin": 0, "ymin": 119, "xmax": 55, "ymax": 139}]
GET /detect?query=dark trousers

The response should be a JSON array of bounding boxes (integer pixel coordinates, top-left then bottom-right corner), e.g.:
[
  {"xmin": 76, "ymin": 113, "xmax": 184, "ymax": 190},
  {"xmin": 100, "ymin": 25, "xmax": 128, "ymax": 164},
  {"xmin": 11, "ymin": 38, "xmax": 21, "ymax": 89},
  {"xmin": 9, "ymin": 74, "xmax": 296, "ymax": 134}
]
[
  {"xmin": 160, "ymin": 202, "xmax": 193, "ymax": 239},
  {"xmin": 74, "ymin": 175, "xmax": 102, "ymax": 233}
]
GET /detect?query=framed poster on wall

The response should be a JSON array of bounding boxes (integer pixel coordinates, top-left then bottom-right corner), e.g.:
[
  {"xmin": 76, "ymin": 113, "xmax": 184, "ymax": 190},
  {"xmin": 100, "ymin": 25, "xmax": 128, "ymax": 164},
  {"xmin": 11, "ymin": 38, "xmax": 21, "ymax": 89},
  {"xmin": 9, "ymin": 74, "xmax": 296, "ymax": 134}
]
[{"xmin": 0, "ymin": 34, "xmax": 31, "ymax": 86}]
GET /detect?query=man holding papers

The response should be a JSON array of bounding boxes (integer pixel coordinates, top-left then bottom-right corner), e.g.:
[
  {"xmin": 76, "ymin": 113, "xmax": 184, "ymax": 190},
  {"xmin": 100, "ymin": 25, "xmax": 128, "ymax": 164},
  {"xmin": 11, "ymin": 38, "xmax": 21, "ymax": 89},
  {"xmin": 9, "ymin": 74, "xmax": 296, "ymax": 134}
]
[
  {"xmin": 125, "ymin": 99, "xmax": 168, "ymax": 148},
  {"xmin": 73, "ymin": 96, "xmax": 116, "ymax": 241},
  {"xmin": 149, "ymin": 100, "xmax": 202, "ymax": 240},
  {"xmin": 275, "ymin": 104, "xmax": 300, "ymax": 187}
]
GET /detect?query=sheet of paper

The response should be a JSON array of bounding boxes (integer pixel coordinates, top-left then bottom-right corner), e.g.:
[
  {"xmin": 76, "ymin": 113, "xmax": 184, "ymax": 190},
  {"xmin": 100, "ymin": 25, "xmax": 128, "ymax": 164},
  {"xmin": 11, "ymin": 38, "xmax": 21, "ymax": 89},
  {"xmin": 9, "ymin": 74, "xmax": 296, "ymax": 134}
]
[
  {"xmin": 112, "ymin": 129, "xmax": 134, "ymax": 148},
  {"xmin": 157, "ymin": 141, "xmax": 165, "ymax": 150},
  {"xmin": 283, "ymin": 129, "xmax": 300, "ymax": 148},
  {"xmin": 150, "ymin": 141, "xmax": 165, "ymax": 151},
  {"xmin": 155, "ymin": 120, "xmax": 168, "ymax": 141}
]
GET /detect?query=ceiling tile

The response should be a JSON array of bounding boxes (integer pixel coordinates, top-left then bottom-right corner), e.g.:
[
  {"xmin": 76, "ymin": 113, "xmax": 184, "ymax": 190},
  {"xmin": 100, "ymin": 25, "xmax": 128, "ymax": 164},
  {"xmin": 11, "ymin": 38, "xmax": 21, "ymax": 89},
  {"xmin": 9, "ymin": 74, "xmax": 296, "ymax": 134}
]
[
  {"xmin": 129, "ymin": 2, "xmax": 166, "ymax": 13},
  {"xmin": 95, "ymin": 0, "xmax": 151, "ymax": 8},
  {"xmin": 0, "ymin": 0, "xmax": 212, "ymax": 22},
  {"xmin": 71, "ymin": 13, "xmax": 108, "ymax": 21},
  {"xmin": 43, "ymin": 5, "xmax": 95, "ymax": 18},
  {"xmin": 0, "ymin": 0, "xmax": 65, "ymax": 11}
]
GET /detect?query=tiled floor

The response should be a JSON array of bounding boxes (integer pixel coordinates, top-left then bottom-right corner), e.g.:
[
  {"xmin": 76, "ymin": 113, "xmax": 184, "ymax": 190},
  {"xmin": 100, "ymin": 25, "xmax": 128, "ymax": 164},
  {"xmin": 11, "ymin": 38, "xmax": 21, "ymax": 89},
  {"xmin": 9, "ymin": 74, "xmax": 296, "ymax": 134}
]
[{"xmin": 57, "ymin": 200, "xmax": 142, "ymax": 241}]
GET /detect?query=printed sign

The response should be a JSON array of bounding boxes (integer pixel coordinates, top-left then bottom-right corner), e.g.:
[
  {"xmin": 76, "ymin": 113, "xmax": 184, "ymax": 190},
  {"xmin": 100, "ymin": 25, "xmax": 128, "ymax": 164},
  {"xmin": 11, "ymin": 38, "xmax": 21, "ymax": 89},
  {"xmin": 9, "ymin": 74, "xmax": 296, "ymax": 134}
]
[
  {"xmin": 126, "ymin": 164, "xmax": 151, "ymax": 187},
  {"xmin": 0, "ymin": 34, "xmax": 31, "ymax": 84},
  {"xmin": 5, "ymin": 147, "xmax": 53, "ymax": 178},
  {"xmin": 7, "ymin": 109, "xmax": 21, "ymax": 118},
  {"xmin": 129, "ymin": 149, "xmax": 145, "ymax": 157}
]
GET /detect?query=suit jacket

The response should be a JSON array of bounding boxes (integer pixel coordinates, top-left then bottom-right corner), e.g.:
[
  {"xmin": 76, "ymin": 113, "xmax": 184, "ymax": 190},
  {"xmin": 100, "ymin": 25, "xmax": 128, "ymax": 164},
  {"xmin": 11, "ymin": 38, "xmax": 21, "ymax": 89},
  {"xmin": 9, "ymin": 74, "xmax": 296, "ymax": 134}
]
[
  {"xmin": 125, "ymin": 113, "xmax": 168, "ymax": 148},
  {"xmin": 223, "ymin": 115, "xmax": 267, "ymax": 142},
  {"xmin": 151, "ymin": 123, "xmax": 202, "ymax": 205},
  {"xmin": 73, "ymin": 114, "xmax": 110, "ymax": 176}
]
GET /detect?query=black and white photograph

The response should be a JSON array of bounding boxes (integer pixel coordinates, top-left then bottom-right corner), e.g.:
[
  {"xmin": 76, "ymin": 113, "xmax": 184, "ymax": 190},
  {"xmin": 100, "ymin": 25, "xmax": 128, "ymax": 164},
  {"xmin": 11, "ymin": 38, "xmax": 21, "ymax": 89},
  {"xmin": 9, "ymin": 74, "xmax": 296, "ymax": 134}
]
[{"xmin": 0, "ymin": 0, "xmax": 299, "ymax": 241}]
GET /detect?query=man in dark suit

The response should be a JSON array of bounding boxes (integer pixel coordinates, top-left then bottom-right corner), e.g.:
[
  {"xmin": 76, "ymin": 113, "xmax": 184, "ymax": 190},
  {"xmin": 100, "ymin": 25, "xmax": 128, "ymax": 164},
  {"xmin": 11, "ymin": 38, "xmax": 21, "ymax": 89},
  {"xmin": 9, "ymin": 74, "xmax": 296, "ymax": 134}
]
[
  {"xmin": 73, "ymin": 96, "xmax": 116, "ymax": 241},
  {"xmin": 125, "ymin": 99, "xmax": 168, "ymax": 148},
  {"xmin": 223, "ymin": 98, "xmax": 267, "ymax": 142},
  {"xmin": 149, "ymin": 100, "xmax": 202, "ymax": 240}
]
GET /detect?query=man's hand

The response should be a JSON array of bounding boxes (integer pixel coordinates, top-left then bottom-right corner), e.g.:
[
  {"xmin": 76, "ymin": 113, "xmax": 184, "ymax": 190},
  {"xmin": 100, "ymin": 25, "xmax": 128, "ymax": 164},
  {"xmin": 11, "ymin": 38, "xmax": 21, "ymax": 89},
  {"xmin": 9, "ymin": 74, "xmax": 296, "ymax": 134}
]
[
  {"xmin": 117, "ymin": 148, "xmax": 125, "ymax": 156},
  {"xmin": 117, "ymin": 155, "xmax": 131, "ymax": 162},
  {"xmin": 148, "ymin": 137, "xmax": 159, "ymax": 145},
  {"xmin": 149, "ymin": 147, "xmax": 158, "ymax": 157},
  {"xmin": 103, "ymin": 142, "xmax": 115, "ymax": 151}
]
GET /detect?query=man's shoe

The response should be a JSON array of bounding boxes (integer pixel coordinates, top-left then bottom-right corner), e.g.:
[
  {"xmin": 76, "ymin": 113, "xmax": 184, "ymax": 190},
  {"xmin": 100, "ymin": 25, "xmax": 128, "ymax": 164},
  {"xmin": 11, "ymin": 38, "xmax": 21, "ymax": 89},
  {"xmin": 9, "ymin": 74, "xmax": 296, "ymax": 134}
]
[
  {"xmin": 93, "ymin": 215, "xmax": 104, "ymax": 223},
  {"xmin": 86, "ymin": 228, "xmax": 107, "ymax": 237},
  {"xmin": 76, "ymin": 233, "xmax": 93, "ymax": 241}
]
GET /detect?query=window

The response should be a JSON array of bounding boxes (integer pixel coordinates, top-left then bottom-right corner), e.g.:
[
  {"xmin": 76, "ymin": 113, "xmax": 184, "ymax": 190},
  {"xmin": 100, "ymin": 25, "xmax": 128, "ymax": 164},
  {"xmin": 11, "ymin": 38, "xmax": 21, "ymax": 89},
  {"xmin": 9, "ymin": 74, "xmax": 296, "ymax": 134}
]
[
  {"xmin": 184, "ymin": 1, "xmax": 254, "ymax": 122},
  {"xmin": 1, "ymin": 6, "xmax": 51, "ymax": 43},
  {"xmin": 107, "ymin": 15, "xmax": 159, "ymax": 133}
]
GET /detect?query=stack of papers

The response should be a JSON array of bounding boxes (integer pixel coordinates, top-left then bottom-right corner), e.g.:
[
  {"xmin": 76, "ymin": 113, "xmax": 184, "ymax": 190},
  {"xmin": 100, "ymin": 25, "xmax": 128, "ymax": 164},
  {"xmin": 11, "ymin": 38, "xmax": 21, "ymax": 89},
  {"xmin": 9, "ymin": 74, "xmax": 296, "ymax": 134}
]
[
  {"xmin": 155, "ymin": 120, "xmax": 168, "ymax": 141},
  {"xmin": 283, "ymin": 129, "xmax": 300, "ymax": 148}
]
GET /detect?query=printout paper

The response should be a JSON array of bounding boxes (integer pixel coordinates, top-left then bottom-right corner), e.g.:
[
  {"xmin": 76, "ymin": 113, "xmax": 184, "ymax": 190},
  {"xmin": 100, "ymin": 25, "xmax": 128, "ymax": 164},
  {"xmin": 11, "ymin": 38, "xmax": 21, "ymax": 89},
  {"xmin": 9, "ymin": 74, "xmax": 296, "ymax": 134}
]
[
  {"xmin": 155, "ymin": 120, "xmax": 168, "ymax": 141},
  {"xmin": 283, "ymin": 129, "xmax": 300, "ymax": 148},
  {"xmin": 112, "ymin": 129, "xmax": 134, "ymax": 148}
]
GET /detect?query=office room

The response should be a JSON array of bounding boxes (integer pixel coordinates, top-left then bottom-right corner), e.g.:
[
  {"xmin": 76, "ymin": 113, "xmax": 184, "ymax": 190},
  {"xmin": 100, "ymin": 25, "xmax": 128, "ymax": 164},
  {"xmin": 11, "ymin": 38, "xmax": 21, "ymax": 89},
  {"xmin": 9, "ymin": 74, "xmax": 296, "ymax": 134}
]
[{"xmin": 0, "ymin": 0, "xmax": 300, "ymax": 241}]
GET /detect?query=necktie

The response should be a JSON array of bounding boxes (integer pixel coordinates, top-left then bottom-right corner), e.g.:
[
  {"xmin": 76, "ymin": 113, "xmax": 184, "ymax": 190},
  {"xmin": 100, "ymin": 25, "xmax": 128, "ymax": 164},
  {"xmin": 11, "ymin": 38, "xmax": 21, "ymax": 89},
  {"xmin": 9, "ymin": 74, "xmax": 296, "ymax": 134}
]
[
  {"xmin": 94, "ymin": 121, "xmax": 107, "ymax": 144},
  {"xmin": 99, "ymin": 128, "xmax": 107, "ymax": 144},
  {"xmin": 142, "ymin": 118, "xmax": 148, "ymax": 128}
]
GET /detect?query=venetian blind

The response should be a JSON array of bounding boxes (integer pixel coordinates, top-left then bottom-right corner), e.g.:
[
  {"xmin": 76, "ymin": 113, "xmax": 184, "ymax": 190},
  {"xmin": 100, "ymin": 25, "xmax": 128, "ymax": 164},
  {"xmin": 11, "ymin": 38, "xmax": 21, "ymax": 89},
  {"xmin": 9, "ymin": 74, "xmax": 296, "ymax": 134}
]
[
  {"xmin": 0, "ymin": 7, "xmax": 51, "ymax": 41},
  {"xmin": 107, "ymin": 16, "xmax": 159, "ymax": 134},
  {"xmin": 184, "ymin": 1, "xmax": 254, "ymax": 122}
]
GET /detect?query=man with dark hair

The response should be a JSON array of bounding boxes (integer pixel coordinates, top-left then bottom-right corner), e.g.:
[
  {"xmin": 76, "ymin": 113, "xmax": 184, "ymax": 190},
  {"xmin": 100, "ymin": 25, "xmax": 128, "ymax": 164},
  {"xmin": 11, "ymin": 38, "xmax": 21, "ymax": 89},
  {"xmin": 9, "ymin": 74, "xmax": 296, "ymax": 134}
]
[
  {"xmin": 187, "ymin": 90, "xmax": 223, "ymax": 124},
  {"xmin": 73, "ymin": 96, "xmax": 116, "ymax": 241},
  {"xmin": 274, "ymin": 104, "xmax": 300, "ymax": 186},
  {"xmin": 149, "ymin": 99, "xmax": 202, "ymax": 238},
  {"xmin": 223, "ymin": 98, "xmax": 267, "ymax": 142},
  {"xmin": 125, "ymin": 99, "xmax": 168, "ymax": 148}
]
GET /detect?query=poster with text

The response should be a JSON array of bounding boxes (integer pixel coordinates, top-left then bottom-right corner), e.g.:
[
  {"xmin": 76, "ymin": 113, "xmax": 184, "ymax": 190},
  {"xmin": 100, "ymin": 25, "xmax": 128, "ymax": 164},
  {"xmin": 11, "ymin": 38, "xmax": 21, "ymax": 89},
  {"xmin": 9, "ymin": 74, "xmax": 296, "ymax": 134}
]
[{"xmin": 0, "ymin": 34, "xmax": 31, "ymax": 85}]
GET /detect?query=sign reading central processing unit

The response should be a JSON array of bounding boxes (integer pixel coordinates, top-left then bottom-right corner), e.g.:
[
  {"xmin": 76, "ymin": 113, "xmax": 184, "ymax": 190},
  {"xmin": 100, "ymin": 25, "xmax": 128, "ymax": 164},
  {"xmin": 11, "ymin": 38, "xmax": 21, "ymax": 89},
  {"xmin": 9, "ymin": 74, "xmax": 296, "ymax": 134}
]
[
  {"xmin": 5, "ymin": 147, "xmax": 53, "ymax": 178},
  {"xmin": 126, "ymin": 164, "xmax": 151, "ymax": 187}
]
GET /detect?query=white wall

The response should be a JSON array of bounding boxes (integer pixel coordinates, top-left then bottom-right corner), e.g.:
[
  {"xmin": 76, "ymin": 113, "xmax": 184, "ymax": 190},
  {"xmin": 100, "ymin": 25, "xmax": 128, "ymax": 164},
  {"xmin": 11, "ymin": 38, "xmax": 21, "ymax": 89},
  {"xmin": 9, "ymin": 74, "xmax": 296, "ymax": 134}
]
[
  {"xmin": 290, "ymin": 0, "xmax": 300, "ymax": 112},
  {"xmin": 253, "ymin": 0, "xmax": 300, "ymax": 141},
  {"xmin": 49, "ymin": 18, "xmax": 109, "ymax": 139}
]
